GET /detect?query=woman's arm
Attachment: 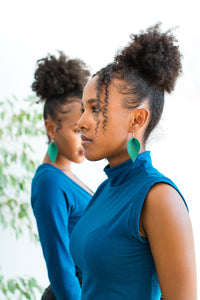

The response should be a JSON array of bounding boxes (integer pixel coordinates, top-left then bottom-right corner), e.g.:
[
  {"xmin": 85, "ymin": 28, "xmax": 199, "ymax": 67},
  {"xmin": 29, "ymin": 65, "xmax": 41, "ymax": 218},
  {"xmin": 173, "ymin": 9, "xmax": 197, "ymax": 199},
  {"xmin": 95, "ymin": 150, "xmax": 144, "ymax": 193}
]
[
  {"xmin": 140, "ymin": 183, "xmax": 197, "ymax": 300},
  {"xmin": 31, "ymin": 171, "xmax": 81, "ymax": 300}
]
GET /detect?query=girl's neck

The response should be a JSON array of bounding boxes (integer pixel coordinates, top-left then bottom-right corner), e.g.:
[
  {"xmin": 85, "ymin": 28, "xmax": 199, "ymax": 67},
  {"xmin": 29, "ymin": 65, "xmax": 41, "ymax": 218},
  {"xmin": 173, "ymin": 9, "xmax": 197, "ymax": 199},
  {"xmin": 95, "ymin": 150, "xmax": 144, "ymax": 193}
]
[
  {"xmin": 43, "ymin": 152, "xmax": 93, "ymax": 195},
  {"xmin": 43, "ymin": 153, "xmax": 72, "ymax": 172}
]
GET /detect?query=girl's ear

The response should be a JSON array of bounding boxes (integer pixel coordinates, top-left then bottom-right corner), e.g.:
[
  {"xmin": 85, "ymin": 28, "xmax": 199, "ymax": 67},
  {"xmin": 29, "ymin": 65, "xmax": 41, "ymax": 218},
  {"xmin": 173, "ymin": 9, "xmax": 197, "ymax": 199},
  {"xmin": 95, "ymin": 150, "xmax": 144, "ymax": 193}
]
[
  {"xmin": 128, "ymin": 108, "xmax": 149, "ymax": 132},
  {"xmin": 45, "ymin": 119, "xmax": 57, "ymax": 138}
]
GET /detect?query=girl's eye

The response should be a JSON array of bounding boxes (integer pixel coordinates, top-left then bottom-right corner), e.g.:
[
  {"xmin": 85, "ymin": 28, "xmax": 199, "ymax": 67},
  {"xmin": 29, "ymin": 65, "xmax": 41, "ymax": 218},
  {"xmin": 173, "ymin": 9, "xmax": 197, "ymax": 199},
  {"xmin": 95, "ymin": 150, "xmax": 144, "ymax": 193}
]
[
  {"xmin": 74, "ymin": 129, "xmax": 81, "ymax": 133},
  {"xmin": 81, "ymin": 104, "xmax": 85, "ymax": 114}
]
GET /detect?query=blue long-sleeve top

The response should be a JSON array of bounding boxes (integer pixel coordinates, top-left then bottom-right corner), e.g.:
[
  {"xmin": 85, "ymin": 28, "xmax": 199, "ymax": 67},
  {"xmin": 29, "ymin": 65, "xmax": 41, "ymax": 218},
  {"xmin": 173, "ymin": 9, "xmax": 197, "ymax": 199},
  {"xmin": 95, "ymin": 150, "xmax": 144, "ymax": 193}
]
[
  {"xmin": 70, "ymin": 152, "xmax": 187, "ymax": 300},
  {"xmin": 31, "ymin": 164, "xmax": 92, "ymax": 300}
]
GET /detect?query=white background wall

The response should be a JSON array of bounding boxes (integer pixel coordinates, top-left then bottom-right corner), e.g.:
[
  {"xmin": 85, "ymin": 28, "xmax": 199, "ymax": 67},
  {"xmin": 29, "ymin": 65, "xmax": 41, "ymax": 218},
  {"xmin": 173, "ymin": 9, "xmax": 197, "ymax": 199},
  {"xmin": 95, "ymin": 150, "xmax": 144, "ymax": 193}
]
[{"xmin": 0, "ymin": 0, "xmax": 200, "ymax": 297}]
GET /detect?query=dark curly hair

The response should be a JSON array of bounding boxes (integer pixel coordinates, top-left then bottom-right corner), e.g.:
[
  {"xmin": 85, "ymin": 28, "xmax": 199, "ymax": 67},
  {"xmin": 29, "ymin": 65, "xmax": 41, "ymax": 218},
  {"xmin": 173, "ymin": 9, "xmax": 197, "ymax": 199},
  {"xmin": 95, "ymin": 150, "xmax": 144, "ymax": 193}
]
[
  {"xmin": 95, "ymin": 23, "xmax": 182, "ymax": 142},
  {"xmin": 32, "ymin": 51, "xmax": 90, "ymax": 121}
]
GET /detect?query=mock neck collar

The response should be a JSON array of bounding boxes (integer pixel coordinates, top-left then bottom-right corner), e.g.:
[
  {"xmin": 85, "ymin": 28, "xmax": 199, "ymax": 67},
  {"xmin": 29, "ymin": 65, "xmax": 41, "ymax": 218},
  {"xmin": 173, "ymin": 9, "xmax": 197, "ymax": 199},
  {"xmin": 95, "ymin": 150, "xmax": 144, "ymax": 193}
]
[{"xmin": 104, "ymin": 151, "xmax": 152, "ymax": 187}]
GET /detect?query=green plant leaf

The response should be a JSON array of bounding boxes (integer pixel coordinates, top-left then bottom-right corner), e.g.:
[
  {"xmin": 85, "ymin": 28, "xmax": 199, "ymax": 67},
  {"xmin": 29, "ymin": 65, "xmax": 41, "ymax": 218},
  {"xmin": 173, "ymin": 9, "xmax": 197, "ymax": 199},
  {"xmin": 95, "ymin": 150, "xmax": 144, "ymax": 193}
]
[
  {"xmin": 7, "ymin": 279, "xmax": 16, "ymax": 293},
  {"xmin": 0, "ymin": 94, "xmax": 44, "ymax": 298},
  {"xmin": 0, "ymin": 174, "xmax": 7, "ymax": 188}
]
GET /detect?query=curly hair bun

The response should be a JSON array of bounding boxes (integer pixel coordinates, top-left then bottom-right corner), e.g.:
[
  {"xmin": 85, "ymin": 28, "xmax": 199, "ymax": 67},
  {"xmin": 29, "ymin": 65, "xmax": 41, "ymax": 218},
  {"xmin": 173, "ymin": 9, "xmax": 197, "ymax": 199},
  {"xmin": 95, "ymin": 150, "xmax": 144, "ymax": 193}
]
[
  {"xmin": 32, "ymin": 51, "xmax": 90, "ymax": 102},
  {"xmin": 114, "ymin": 23, "xmax": 182, "ymax": 93}
]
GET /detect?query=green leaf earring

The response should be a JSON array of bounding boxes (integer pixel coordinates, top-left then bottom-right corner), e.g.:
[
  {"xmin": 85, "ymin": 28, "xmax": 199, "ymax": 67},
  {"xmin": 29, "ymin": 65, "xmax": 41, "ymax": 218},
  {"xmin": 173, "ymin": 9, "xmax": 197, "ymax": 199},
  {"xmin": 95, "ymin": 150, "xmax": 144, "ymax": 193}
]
[
  {"xmin": 48, "ymin": 139, "xmax": 58, "ymax": 163},
  {"xmin": 127, "ymin": 137, "xmax": 140, "ymax": 163}
]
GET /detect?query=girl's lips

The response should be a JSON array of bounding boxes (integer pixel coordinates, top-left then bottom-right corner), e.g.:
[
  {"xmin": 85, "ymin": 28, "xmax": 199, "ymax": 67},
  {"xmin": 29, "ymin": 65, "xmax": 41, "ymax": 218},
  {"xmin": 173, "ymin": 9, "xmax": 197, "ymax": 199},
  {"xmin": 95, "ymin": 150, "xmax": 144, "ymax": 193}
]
[{"xmin": 78, "ymin": 149, "xmax": 84, "ymax": 155}]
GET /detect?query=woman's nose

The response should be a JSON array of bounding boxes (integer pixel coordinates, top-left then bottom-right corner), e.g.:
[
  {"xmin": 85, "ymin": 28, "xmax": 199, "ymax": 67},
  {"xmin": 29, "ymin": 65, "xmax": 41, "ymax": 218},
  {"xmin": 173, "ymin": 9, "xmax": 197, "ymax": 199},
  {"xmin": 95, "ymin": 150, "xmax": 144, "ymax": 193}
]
[{"xmin": 78, "ymin": 113, "xmax": 87, "ymax": 131}]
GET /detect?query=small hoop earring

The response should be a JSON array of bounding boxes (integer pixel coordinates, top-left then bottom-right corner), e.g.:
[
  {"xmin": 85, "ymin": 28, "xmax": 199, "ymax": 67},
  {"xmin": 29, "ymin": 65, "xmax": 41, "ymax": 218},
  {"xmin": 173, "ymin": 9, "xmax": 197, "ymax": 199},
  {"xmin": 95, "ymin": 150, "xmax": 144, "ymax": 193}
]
[{"xmin": 48, "ymin": 138, "xmax": 58, "ymax": 163}]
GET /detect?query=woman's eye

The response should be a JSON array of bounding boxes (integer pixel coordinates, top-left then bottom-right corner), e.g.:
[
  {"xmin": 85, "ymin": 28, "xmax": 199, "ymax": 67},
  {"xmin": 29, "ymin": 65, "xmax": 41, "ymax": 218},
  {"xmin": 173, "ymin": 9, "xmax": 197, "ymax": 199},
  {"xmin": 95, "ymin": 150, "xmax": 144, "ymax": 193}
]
[
  {"xmin": 92, "ymin": 106, "xmax": 100, "ymax": 113},
  {"xmin": 74, "ymin": 129, "xmax": 81, "ymax": 133}
]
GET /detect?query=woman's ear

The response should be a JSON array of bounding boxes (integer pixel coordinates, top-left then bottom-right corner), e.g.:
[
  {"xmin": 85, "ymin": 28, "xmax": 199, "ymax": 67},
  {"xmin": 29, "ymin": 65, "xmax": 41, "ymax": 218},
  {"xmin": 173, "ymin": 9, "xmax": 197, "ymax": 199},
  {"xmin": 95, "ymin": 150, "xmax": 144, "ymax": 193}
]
[
  {"xmin": 45, "ymin": 119, "xmax": 56, "ymax": 138},
  {"xmin": 129, "ymin": 108, "xmax": 149, "ymax": 132},
  {"xmin": 135, "ymin": 108, "xmax": 149, "ymax": 127}
]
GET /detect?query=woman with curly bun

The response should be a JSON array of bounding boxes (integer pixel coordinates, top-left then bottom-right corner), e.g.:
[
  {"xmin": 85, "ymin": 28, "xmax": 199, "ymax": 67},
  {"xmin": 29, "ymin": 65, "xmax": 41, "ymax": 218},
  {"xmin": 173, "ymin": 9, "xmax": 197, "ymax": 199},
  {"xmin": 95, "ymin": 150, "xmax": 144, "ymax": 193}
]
[
  {"xmin": 70, "ymin": 24, "xmax": 197, "ymax": 300},
  {"xmin": 31, "ymin": 52, "xmax": 93, "ymax": 300}
]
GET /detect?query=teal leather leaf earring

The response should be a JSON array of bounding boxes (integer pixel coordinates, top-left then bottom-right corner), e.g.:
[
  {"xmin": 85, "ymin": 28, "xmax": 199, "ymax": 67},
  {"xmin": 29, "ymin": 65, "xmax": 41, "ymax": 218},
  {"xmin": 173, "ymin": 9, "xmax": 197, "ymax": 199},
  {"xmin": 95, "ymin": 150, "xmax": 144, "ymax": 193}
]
[
  {"xmin": 48, "ymin": 139, "xmax": 58, "ymax": 163},
  {"xmin": 127, "ymin": 137, "xmax": 140, "ymax": 163}
]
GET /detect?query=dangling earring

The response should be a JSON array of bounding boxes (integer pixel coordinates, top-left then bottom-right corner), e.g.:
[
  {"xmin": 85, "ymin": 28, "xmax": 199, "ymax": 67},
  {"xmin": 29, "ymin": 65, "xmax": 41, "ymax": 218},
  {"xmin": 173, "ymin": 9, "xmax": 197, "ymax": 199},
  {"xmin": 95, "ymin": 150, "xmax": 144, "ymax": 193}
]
[
  {"xmin": 127, "ymin": 134, "xmax": 140, "ymax": 163},
  {"xmin": 48, "ymin": 138, "xmax": 58, "ymax": 163}
]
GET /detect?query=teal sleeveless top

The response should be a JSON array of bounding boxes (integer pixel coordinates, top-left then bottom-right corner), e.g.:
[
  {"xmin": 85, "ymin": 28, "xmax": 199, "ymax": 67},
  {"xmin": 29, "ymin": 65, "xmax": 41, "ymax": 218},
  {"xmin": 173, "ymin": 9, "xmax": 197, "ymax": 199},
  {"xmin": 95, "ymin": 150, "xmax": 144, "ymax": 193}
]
[{"xmin": 70, "ymin": 152, "xmax": 187, "ymax": 300}]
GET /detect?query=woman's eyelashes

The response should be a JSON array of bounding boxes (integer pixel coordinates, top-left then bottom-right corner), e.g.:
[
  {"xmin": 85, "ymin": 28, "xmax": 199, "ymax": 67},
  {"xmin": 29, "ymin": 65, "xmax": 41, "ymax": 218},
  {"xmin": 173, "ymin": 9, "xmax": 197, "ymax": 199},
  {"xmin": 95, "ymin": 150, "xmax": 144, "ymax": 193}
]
[
  {"xmin": 81, "ymin": 103, "xmax": 101, "ymax": 114},
  {"xmin": 92, "ymin": 105, "xmax": 101, "ymax": 113}
]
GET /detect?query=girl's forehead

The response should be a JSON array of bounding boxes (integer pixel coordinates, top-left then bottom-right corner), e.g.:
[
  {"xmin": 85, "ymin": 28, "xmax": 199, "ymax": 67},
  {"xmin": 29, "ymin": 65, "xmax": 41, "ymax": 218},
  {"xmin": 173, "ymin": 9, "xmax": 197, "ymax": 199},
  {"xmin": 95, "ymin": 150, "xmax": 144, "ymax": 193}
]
[
  {"xmin": 57, "ymin": 102, "xmax": 81, "ymax": 118},
  {"xmin": 59, "ymin": 101, "xmax": 81, "ymax": 112}
]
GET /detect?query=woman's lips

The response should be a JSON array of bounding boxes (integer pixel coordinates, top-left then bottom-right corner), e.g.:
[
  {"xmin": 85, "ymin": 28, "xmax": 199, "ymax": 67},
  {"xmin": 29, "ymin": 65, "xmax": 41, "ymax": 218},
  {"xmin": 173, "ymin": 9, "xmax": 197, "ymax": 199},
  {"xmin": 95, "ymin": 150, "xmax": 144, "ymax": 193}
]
[{"xmin": 81, "ymin": 135, "xmax": 92, "ymax": 146}]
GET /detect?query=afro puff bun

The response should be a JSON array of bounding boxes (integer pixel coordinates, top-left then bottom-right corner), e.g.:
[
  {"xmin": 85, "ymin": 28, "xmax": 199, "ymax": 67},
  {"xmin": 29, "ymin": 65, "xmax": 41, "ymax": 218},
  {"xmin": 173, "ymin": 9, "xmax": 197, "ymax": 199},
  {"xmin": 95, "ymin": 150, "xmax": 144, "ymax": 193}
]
[
  {"xmin": 114, "ymin": 23, "xmax": 182, "ymax": 93},
  {"xmin": 32, "ymin": 51, "xmax": 90, "ymax": 102}
]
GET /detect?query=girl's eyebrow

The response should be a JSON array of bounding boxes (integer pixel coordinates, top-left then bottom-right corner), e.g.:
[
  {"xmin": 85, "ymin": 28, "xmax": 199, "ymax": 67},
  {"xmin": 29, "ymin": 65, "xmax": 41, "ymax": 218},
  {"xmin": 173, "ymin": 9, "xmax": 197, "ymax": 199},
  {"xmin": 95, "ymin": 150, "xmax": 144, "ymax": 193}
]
[{"xmin": 61, "ymin": 108, "xmax": 71, "ymax": 114}]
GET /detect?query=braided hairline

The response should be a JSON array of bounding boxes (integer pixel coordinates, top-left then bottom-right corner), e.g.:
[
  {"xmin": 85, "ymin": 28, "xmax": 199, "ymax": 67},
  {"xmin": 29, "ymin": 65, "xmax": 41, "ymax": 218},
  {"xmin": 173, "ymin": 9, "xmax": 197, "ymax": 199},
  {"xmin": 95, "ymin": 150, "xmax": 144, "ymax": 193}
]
[
  {"xmin": 95, "ymin": 64, "xmax": 145, "ymax": 134},
  {"xmin": 94, "ymin": 64, "xmax": 114, "ymax": 132}
]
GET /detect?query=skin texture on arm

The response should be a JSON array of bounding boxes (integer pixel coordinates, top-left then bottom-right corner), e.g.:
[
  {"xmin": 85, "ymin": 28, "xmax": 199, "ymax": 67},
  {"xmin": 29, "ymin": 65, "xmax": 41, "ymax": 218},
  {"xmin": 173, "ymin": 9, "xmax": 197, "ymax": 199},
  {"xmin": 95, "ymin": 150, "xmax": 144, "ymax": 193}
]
[{"xmin": 140, "ymin": 183, "xmax": 197, "ymax": 300}]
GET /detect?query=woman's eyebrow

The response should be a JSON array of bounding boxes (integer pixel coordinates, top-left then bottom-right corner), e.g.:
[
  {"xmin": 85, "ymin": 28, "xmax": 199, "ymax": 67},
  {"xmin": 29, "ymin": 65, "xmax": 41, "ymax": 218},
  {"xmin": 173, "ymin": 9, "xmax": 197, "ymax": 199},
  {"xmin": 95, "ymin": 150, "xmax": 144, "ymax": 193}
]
[
  {"xmin": 82, "ymin": 99, "xmax": 99, "ymax": 109},
  {"xmin": 87, "ymin": 98, "xmax": 98, "ymax": 104}
]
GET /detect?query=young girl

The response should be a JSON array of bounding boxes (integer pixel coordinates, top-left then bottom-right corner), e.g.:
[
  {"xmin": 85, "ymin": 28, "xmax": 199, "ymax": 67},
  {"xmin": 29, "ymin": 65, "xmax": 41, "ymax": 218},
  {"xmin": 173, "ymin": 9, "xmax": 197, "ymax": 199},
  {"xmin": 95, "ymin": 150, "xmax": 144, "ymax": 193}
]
[
  {"xmin": 70, "ymin": 24, "xmax": 197, "ymax": 300},
  {"xmin": 31, "ymin": 52, "xmax": 93, "ymax": 300}
]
